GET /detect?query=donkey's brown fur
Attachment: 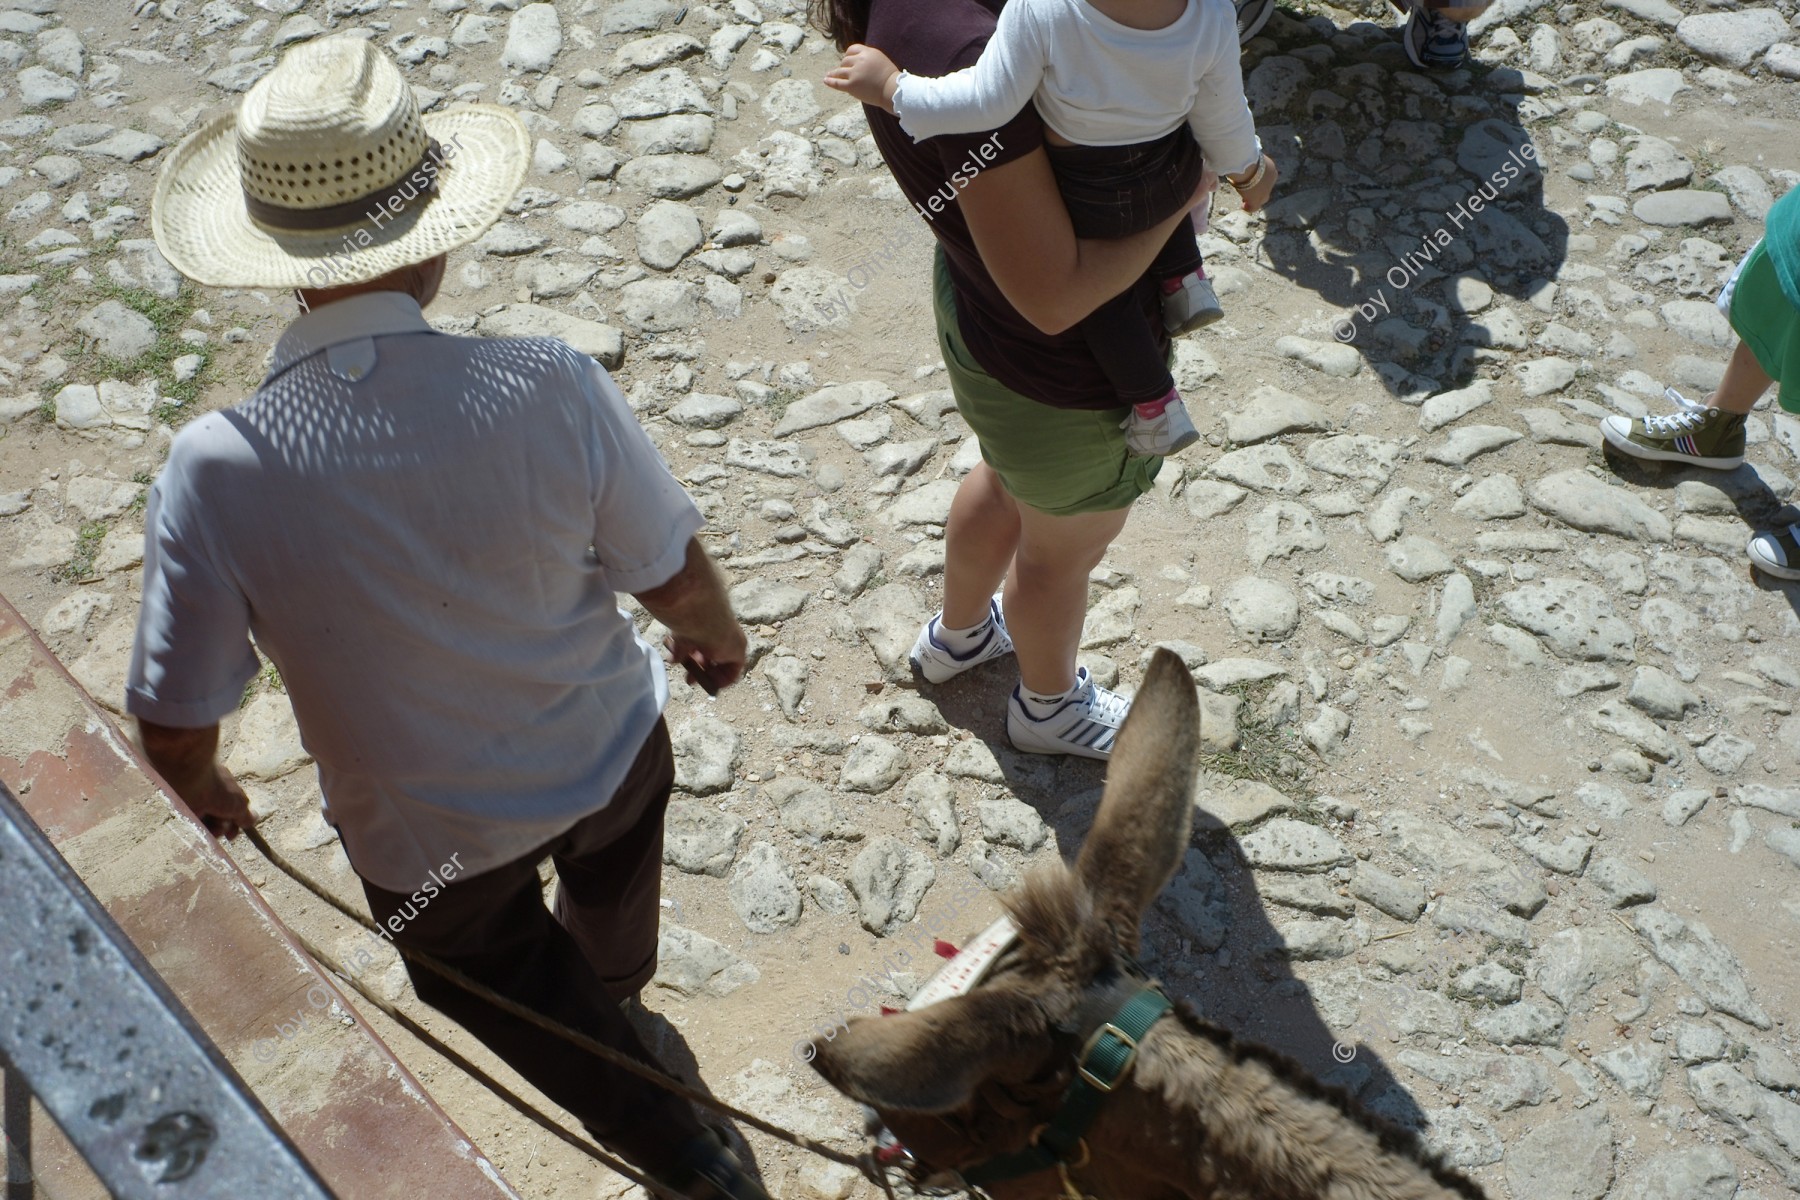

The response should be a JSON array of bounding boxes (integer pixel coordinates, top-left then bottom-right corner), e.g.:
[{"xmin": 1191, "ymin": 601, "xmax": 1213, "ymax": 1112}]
[{"xmin": 812, "ymin": 650, "xmax": 1488, "ymax": 1200}]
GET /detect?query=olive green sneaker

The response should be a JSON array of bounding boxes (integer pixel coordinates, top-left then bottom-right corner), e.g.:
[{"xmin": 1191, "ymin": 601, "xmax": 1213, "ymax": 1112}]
[{"xmin": 1600, "ymin": 403, "xmax": 1746, "ymax": 469}]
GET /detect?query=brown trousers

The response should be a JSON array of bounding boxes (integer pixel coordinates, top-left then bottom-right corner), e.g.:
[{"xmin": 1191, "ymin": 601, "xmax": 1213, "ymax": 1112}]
[{"xmin": 359, "ymin": 718, "xmax": 702, "ymax": 1173}]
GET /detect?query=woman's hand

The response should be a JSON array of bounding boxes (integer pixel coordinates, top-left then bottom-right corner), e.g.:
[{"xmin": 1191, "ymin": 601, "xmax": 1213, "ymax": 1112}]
[
  {"xmin": 825, "ymin": 44, "xmax": 902, "ymax": 114},
  {"xmin": 1229, "ymin": 153, "xmax": 1279, "ymax": 215}
]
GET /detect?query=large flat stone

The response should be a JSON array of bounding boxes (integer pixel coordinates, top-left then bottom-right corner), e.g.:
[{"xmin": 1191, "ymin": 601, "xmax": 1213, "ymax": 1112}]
[
  {"xmin": 476, "ymin": 304, "xmax": 624, "ymax": 368},
  {"xmin": 1530, "ymin": 470, "xmax": 1670, "ymax": 542}
]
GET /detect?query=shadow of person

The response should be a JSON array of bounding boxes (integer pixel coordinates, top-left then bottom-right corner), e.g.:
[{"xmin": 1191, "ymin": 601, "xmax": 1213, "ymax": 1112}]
[
  {"xmin": 1236, "ymin": 10, "xmax": 1571, "ymax": 395},
  {"xmin": 625, "ymin": 1001, "xmax": 773, "ymax": 1187},
  {"xmin": 923, "ymin": 670, "xmax": 1433, "ymax": 1134}
]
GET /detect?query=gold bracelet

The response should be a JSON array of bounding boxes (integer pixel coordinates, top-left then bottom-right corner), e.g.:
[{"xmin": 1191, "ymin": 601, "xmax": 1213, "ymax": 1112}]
[{"xmin": 1227, "ymin": 157, "xmax": 1266, "ymax": 192}]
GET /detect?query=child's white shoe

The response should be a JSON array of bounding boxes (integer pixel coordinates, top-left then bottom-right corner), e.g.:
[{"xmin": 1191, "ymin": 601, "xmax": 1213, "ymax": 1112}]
[
  {"xmin": 1163, "ymin": 272, "xmax": 1224, "ymax": 335},
  {"xmin": 1122, "ymin": 392, "xmax": 1200, "ymax": 458}
]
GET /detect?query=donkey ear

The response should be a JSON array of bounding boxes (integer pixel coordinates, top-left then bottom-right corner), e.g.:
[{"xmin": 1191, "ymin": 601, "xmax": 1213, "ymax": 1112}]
[
  {"xmin": 1076, "ymin": 649, "xmax": 1199, "ymax": 949},
  {"xmin": 810, "ymin": 986, "xmax": 1044, "ymax": 1113}
]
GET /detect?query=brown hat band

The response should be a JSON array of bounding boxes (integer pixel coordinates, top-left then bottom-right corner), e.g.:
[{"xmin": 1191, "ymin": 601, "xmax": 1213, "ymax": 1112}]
[{"xmin": 244, "ymin": 138, "xmax": 445, "ymax": 233}]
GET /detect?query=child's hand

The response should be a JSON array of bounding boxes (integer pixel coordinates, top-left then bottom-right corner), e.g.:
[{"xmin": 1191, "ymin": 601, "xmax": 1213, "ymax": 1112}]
[
  {"xmin": 825, "ymin": 44, "xmax": 901, "ymax": 113},
  {"xmin": 1231, "ymin": 154, "xmax": 1279, "ymax": 215}
]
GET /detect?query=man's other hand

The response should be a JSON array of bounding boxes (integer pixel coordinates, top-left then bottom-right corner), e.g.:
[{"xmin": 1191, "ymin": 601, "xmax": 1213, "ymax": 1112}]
[
  {"xmin": 635, "ymin": 538, "xmax": 750, "ymax": 695},
  {"xmin": 137, "ymin": 719, "xmax": 256, "ymax": 839},
  {"xmin": 664, "ymin": 633, "xmax": 747, "ymax": 696},
  {"xmin": 190, "ymin": 765, "xmax": 253, "ymax": 839}
]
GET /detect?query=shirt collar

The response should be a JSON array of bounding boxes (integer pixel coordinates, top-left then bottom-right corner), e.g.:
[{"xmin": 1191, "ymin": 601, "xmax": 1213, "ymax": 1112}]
[{"xmin": 267, "ymin": 291, "xmax": 436, "ymax": 380}]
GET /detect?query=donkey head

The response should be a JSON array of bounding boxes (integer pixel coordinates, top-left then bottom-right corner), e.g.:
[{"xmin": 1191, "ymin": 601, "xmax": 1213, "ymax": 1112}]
[{"xmin": 811, "ymin": 649, "xmax": 1200, "ymax": 1194}]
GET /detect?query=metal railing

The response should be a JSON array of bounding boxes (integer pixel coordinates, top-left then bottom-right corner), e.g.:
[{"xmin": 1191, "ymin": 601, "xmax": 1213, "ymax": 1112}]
[{"xmin": 0, "ymin": 782, "xmax": 335, "ymax": 1199}]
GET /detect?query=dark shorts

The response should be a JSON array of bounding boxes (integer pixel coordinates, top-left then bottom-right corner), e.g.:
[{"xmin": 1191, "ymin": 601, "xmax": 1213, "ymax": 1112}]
[{"xmin": 1045, "ymin": 125, "xmax": 1206, "ymax": 241}]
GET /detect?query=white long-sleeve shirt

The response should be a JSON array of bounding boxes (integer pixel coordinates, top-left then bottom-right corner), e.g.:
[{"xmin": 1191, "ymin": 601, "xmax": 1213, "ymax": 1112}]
[{"xmin": 892, "ymin": 0, "xmax": 1259, "ymax": 175}]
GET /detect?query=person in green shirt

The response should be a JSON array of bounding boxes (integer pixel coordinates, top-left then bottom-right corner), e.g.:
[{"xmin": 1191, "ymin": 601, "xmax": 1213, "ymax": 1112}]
[{"xmin": 1600, "ymin": 186, "xmax": 1800, "ymax": 578}]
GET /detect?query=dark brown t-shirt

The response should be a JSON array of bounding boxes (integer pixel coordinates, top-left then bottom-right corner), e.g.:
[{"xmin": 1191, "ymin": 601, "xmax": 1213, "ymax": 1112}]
[{"xmin": 861, "ymin": 0, "xmax": 1169, "ymax": 411}]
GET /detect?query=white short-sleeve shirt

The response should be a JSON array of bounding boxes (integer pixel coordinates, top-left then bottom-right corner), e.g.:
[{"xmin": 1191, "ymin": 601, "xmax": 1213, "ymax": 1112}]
[{"xmin": 126, "ymin": 292, "xmax": 704, "ymax": 891}]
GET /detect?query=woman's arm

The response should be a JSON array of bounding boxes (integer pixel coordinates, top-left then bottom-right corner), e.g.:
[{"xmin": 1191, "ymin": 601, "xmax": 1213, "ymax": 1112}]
[
  {"xmin": 958, "ymin": 147, "xmax": 1206, "ymax": 336},
  {"xmin": 825, "ymin": 2, "xmax": 1047, "ymax": 142}
]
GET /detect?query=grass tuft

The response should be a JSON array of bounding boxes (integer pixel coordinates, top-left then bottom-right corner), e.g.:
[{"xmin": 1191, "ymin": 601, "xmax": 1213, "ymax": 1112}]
[
  {"xmin": 1197, "ymin": 682, "xmax": 1316, "ymax": 796},
  {"xmin": 83, "ymin": 279, "xmax": 214, "ymax": 424},
  {"xmin": 51, "ymin": 520, "xmax": 108, "ymax": 584},
  {"xmin": 0, "ymin": 230, "xmax": 219, "ymax": 430}
]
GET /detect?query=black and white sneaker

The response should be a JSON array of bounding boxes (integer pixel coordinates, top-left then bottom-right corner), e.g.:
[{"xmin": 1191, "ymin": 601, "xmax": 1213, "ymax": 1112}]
[
  {"xmin": 1006, "ymin": 668, "xmax": 1131, "ymax": 760},
  {"xmin": 1235, "ymin": 0, "xmax": 1276, "ymax": 43},
  {"xmin": 1749, "ymin": 525, "xmax": 1800, "ymax": 581},
  {"xmin": 1401, "ymin": 1, "xmax": 1469, "ymax": 69}
]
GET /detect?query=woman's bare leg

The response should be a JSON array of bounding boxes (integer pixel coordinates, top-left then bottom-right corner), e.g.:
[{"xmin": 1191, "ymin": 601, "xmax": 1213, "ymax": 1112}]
[
  {"xmin": 940, "ymin": 463, "xmax": 1020, "ymax": 630},
  {"xmin": 1005, "ymin": 502, "xmax": 1133, "ymax": 695}
]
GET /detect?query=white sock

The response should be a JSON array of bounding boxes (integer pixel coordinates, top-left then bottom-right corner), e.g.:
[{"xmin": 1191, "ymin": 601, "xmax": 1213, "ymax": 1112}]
[
  {"xmin": 935, "ymin": 612, "xmax": 992, "ymax": 652},
  {"xmin": 1019, "ymin": 681, "xmax": 1079, "ymax": 719}
]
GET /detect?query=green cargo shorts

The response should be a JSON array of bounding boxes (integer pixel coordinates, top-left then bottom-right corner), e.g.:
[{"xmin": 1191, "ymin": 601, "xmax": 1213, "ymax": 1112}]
[
  {"xmin": 932, "ymin": 249, "xmax": 1162, "ymax": 516},
  {"xmin": 1727, "ymin": 239, "xmax": 1800, "ymax": 413}
]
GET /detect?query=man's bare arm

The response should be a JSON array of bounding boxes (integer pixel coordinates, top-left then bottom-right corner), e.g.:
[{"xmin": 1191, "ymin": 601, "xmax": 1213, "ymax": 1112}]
[
  {"xmin": 633, "ymin": 537, "xmax": 748, "ymax": 693},
  {"xmin": 958, "ymin": 147, "xmax": 1208, "ymax": 336},
  {"xmin": 136, "ymin": 719, "xmax": 253, "ymax": 838}
]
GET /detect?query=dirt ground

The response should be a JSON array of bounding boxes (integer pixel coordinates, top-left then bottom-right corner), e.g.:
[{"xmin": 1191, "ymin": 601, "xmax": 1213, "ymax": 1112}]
[{"xmin": 6, "ymin": 0, "xmax": 1800, "ymax": 1197}]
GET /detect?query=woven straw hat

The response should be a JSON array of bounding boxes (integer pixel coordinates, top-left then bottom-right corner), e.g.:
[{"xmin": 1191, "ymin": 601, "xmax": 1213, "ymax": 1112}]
[{"xmin": 153, "ymin": 36, "xmax": 529, "ymax": 289}]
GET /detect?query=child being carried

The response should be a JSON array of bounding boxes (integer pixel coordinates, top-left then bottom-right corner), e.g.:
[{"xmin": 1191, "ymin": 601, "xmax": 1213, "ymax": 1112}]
[{"xmin": 827, "ymin": 0, "xmax": 1277, "ymax": 457}]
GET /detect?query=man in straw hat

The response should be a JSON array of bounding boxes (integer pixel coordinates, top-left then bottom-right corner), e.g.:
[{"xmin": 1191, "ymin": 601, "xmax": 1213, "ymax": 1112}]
[{"xmin": 131, "ymin": 36, "xmax": 764, "ymax": 1198}]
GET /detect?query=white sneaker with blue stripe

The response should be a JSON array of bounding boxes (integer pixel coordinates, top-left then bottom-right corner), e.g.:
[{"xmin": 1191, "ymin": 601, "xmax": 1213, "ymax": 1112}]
[
  {"xmin": 909, "ymin": 598, "xmax": 1013, "ymax": 684},
  {"xmin": 1006, "ymin": 668, "xmax": 1132, "ymax": 760},
  {"xmin": 1402, "ymin": 2, "xmax": 1469, "ymax": 69}
]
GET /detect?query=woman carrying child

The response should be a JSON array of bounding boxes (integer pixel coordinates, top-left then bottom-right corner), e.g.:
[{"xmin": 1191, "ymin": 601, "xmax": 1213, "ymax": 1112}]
[
  {"xmin": 813, "ymin": 0, "xmax": 1276, "ymax": 759},
  {"xmin": 828, "ymin": 0, "xmax": 1273, "ymax": 458}
]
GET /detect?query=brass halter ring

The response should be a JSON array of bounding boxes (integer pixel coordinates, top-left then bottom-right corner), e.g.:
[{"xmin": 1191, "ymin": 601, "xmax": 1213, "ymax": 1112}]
[
  {"xmin": 1026, "ymin": 1125, "xmax": 1095, "ymax": 1200},
  {"xmin": 1028, "ymin": 1127, "xmax": 1090, "ymax": 1170}
]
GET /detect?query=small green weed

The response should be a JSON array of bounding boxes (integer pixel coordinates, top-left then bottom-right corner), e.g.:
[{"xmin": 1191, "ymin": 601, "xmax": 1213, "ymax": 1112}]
[
  {"xmin": 1198, "ymin": 682, "xmax": 1316, "ymax": 795},
  {"xmin": 51, "ymin": 520, "xmax": 108, "ymax": 584},
  {"xmin": 29, "ymin": 264, "xmax": 72, "ymax": 296},
  {"xmin": 126, "ymin": 470, "xmax": 153, "ymax": 514}
]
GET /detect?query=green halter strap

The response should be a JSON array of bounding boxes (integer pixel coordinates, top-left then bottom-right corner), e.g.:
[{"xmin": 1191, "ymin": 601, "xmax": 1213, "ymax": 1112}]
[{"xmin": 958, "ymin": 982, "xmax": 1171, "ymax": 1191}]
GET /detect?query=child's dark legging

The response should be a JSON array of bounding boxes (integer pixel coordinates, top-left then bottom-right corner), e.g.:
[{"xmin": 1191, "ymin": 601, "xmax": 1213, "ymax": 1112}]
[{"xmin": 1046, "ymin": 127, "xmax": 1208, "ymax": 405}]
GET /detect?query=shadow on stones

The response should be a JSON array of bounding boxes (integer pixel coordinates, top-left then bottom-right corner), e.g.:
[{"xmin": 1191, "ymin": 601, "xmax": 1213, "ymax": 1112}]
[
  {"xmin": 920, "ymin": 673, "xmax": 1432, "ymax": 1136},
  {"xmin": 1151, "ymin": 810, "xmax": 1431, "ymax": 1135},
  {"xmin": 1599, "ymin": 443, "xmax": 1800, "ymax": 619},
  {"xmin": 1243, "ymin": 10, "xmax": 1570, "ymax": 395},
  {"xmin": 626, "ymin": 1002, "xmax": 774, "ymax": 1188}
]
